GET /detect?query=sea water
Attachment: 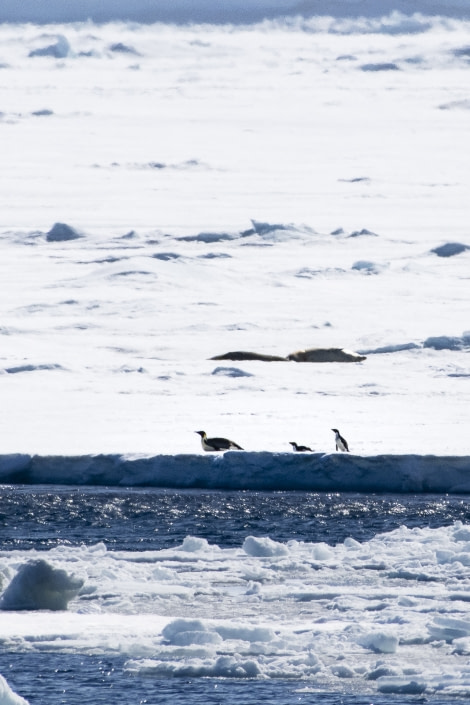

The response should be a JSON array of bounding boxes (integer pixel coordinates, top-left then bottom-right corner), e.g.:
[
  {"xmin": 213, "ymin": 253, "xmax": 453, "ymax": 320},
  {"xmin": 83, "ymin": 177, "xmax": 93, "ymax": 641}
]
[{"xmin": 1, "ymin": 487, "xmax": 470, "ymax": 703}]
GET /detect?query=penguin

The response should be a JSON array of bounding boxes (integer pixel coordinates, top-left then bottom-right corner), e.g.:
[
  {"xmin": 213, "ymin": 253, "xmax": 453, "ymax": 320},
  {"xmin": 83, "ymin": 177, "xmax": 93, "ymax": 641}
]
[
  {"xmin": 332, "ymin": 428, "xmax": 349, "ymax": 452},
  {"xmin": 289, "ymin": 442, "xmax": 312, "ymax": 452},
  {"xmin": 196, "ymin": 430, "xmax": 243, "ymax": 452}
]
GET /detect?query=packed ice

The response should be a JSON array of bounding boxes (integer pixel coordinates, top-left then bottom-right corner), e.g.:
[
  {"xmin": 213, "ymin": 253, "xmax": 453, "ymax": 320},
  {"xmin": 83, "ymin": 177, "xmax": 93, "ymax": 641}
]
[{"xmin": 3, "ymin": 524, "xmax": 470, "ymax": 695}]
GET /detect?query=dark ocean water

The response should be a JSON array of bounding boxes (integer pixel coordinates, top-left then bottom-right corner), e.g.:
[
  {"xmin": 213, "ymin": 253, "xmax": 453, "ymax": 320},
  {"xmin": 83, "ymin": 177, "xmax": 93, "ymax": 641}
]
[
  {"xmin": 1, "ymin": 486, "xmax": 469, "ymax": 552},
  {"xmin": 1, "ymin": 486, "xmax": 469, "ymax": 704}
]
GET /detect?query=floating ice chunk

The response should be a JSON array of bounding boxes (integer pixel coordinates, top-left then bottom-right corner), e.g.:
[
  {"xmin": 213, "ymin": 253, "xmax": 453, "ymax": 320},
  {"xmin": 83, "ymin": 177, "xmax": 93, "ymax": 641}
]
[
  {"xmin": 360, "ymin": 631, "xmax": 399, "ymax": 653},
  {"xmin": 125, "ymin": 654, "xmax": 261, "ymax": 678},
  {"xmin": 367, "ymin": 663, "xmax": 401, "ymax": 680},
  {"xmin": 162, "ymin": 619, "xmax": 208, "ymax": 642},
  {"xmin": 436, "ymin": 549, "xmax": 455, "ymax": 563},
  {"xmin": 344, "ymin": 537, "xmax": 362, "ymax": 550},
  {"xmin": 311, "ymin": 543, "xmax": 334, "ymax": 561},
  {"xmin": 179, "ymin": 536, "xmax": 210, "ymax": 553},
  {"xmin": 453, "ymin": 523, "xmax": 470, "ymax": 541},
  {"xmin": 331, "ymin": 664, "xmax": 355, "ymax": 678},
  {"xmin": 151, "ymin": 566, "xmax": 178, "ymax": 581},
  {"xmin": 0, "ymin": 559, "xmax": 84, "ymax": 611},
  {"xmin": 215, "ymin": 624, "xmax": 275, "ymax": 643},
  {"xmin": 377, "ymin": 677, "xmax": 426, "ymax": 694},
  {"xmin": 0, "ymin": 674, "xmax": 29, "ymax": 705},
  {"xmin": 170, "ymin": 630, "xmax": 222, "ymax": 646},
  {"xmin": 452, "ymin": 637, "xmax": 470, "ymax": 654},
  {"xmin": 243, "ymin": 536, "xmax": 289, "ymax": 557},
  {"xmin": 428, "ymin": 616, "xmax": 470, "ymax": 641}
]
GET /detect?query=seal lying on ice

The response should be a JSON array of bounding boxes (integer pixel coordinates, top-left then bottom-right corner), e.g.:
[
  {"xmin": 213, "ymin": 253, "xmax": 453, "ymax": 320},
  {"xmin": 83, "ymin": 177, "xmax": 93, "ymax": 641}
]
[
  {"xmin": 210, "ymin": 348, "xmax": 366, "ymax": 362},
  {"xmin": 287, "ymin": 348, "xmax": 366, "ymax": 362}
]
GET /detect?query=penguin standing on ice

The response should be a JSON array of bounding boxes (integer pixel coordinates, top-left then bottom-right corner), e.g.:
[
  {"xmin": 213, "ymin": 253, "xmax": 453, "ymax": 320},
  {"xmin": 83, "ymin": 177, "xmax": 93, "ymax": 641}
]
[
  {"xmin": 332, "ymin": 428, "xmax": 349, "ymax": 452},
  {"xmin": 289, "ymin": 442, "xmax": 313, "ymax": 452},
  {"xmin": 196, "ymin": 430, "xmax": 243, "ymax": 452}
]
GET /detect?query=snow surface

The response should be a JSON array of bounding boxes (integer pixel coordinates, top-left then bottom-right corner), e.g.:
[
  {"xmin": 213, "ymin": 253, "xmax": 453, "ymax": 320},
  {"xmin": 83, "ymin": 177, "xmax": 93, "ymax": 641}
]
[
  {"xmin": 0, "ymin": 13, "xmax": 469, "ymax": 460},
  {"xmin": 1, "ymin": 2, "xmax": 470, "ymax": 700}
]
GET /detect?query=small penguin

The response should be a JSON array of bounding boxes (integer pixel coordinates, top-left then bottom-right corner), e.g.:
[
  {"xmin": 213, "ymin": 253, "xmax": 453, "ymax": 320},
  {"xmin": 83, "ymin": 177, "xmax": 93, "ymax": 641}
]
[
  {"xmin": 289, "ymin": 442, "xmax": 313, "ymax": 452},
  {"xmin": 332, "ymin": 428, "xmax": 349, "ymax": 452},
  {"xmin": 196, "ymin": 430, "xmax": 243, "ymax": 452}
]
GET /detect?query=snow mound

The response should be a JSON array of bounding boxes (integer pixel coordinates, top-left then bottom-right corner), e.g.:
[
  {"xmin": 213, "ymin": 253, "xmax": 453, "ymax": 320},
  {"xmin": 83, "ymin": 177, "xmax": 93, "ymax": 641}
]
[
  {"xmin": 423, "ymin": 333, "xmax": 470, "ymax": 350},
  {"xmin": 431, "ymin": 242, "xmax": 470, "ymax": 257},
  {"xmin": 211, "ymin": 366, "xmax": 254, "ymax": 378},
  {"xmin": 178, "ymin": 231, "xmax": 237, "ymax": 243},
  {"xmin": 359, "ymin": 342, "xmax": 421, "ymax": 354},
  {"xmin": 360, "ymin": 62, "xmax": 400, "ymax": 71},
  {"xmin": 46, "ymin": 222, "xmax": 83, "ymax": 242},
  {"xmin": 29, "ymin": 35, "xmax": 71, "ymax": 59},
  {"xmin": 352, "ymin": 260, "xmax": 388, "ymax": 274}
]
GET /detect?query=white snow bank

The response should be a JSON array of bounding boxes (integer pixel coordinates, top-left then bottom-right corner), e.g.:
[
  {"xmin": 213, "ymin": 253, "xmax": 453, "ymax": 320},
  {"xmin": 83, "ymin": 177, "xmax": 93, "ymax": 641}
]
[
  {"xmin": 0, "ymin": 452, "xmax": 469, "ymax": 493},
  {"xmin": 0, "ymin": 676, "xmax": 29, "ymax": 705},
  {"xmin": 0, "ymin": 559, "xmax": 84, "ymax": 611}
]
